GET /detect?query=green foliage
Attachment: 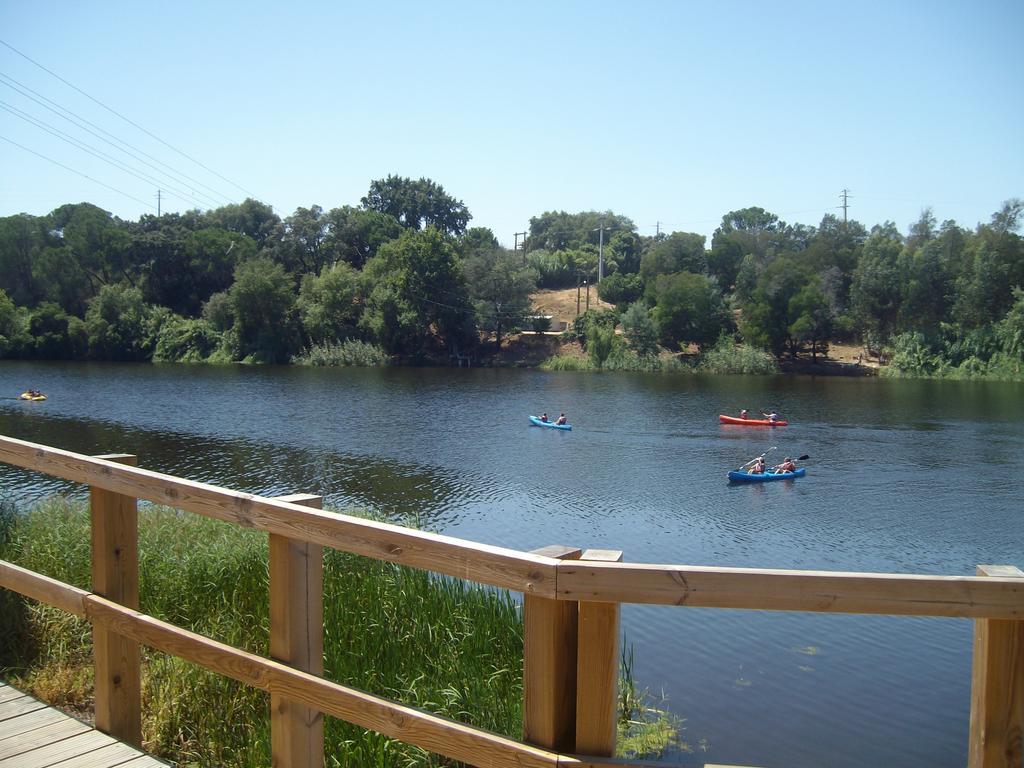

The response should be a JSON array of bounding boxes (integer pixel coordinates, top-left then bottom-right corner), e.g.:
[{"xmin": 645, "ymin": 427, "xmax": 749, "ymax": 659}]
[
  {"xmin": 587, "ymin": 324, "xmax": 619, "ymax": 367},
  {"xmin": 362, "ymin": 229, "xmax": 473, "ymax": 354},
  {"xmin": 697, "ymin": 333, "xmax": 779, "ymax": 375},
  {"xmin": 292, "ymin": 340, "xmax": 391, "ymax": 367},
  {"xmin": 153, "ymin": 316, "xmax": 225, "ymax": 362},
  {"xmin": 651, "ymin": 271, "xmax": 731, "ymax": 351},
  {"xmin": 525, "ymin": 210, "xmax": 635, "ymax": 253},
  {"xmin": 464, "ymin": 247, "xmax": 537, "ymax": 347},
  {"xmin": 0, "ymin": 499, "xmax": 681, "ymax": 766},
  {"xmin": 362, "ymin": 175, "xmax": 471, "ymax": 236},
  {"xmin": 226, "ymin": 257, "xmax": 299, "ymax": 363},
  {"xmin": 324, "ymin": 206, "xmax": 402, "ymax": 269},
  {"xmin": 539, "ymin": 354, "xmax": 596, "ymax": 371},
  {"xmin": 639, "ymin": 232, "xmax": 707, "ymax": 297},
  {"xmin": 84, "ymin": 284, "xmax": 162, "ymax": 361},
  {"xmin": 29, "ymin": 302, "xmax": 87, "ymax": 359},
  {"xmin": 620, "ymin": 301, "xmax": 659, "ymax": 357},
  {"xmin": 297, "ymin": 262, "xmax": 362, "ymax": 344},
  {"xmin": 571, "ymin": 308, "xmax": 619, "ymax": 348},
  {"xmin": 0, "ymin": 289, "xmax": 31, "ymax": 358},
  {"xmin": 525, "ymin": 249, "xmax": 574, "ymax": 289},
  {"xmin": 597, "ymin": 272, "xmax": 643, "ymax": 307}
]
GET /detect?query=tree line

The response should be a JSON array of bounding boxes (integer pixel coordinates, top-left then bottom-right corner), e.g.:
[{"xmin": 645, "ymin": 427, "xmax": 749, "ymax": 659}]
[{"xmin": 0, "ymin": 175, "xmax": 1021, "ymax": 377}]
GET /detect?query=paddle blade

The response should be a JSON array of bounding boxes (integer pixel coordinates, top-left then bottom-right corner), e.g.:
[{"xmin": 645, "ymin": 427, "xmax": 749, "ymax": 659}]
[{"xmin": 797, "ymin": 454, "xmax": 809, "ymax": 460}]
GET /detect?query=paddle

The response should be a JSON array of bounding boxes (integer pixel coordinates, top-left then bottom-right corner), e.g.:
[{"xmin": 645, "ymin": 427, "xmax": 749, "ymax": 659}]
[{"xmin": 740, "ymin": 446, "xmax": 776, "ymax": 469}]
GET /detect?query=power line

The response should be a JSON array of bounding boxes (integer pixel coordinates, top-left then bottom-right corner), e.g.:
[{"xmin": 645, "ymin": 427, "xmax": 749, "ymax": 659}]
[
  {"xmin": 1, "ymin": 134, "xmax": 156, "ymax": 210},
  {"xmin": 0, "ymin": 100, "xmax": 223, "ymax": 208},
  {"xmin": 0, "ymin": 38, "xmax": 255, "ymax": 198},
  {"xmin": 0, "ymin": 72, "xmax": 235, "ymax": 207}
]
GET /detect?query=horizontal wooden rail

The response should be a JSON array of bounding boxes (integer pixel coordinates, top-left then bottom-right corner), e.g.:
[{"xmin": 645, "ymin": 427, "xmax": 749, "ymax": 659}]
[
  {"xmin": 0, "ymin": 435, "xmax": 559, "ymax": 597},
  {"xmin": 2, "ymin": 435, "xmax": 1023, "ymax": 619},
  {"xmin": 557, "ymin": 561, "xmax": 1024, "ymax": 619},
  {"xmin": 0, "ymin": 559, "xmax": 678, "ymax": 768}
]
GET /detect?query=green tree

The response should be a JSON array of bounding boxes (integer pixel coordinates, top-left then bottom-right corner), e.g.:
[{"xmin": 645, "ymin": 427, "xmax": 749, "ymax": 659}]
[
  {"xmin": 0, "ymin": 213, "xmax": 50, "ymax": 306},
  {"xmin": 29, "ymin": 302, "xmax": 87, "ymax": 359},
  {"xmin": 204, "ymin": 198, "xmax": 281, "ymax": 247},
  {"xmin": 464, "ymin": 247, "xmax": 537, "ymax": 349},
  {"xmin": 361, "ymin": 176, "xmax": 471, "ymax": 236},
  {"xmin": 620, "ymin": 301, "xmax": 659, "ymax": 357},
  {"xmin": 0, "ymin": 289, "xmax": 30, "ymax": 358},
  {"xmin": 651, "ymin": 271, "xmax": 730, "ymax": 351},
  {"xmin": 323, "ymin": 206, "xmax": 402, "ymax": 269},
  {"xmin": 788, "ymin": 280, "xmax": 834, "ymax": 360},
  {"xmin": 739, "ymin": 256, "xmax": 815, "ymax": 354},
  {"xmin": 362, "ymin": 228, "xmax": 473, "ymax": 354},
  {"xmin": 297, "ymin": 262, "xmax": 362, "ymax": 344},
  {"xmin": 597, "ymin": 272, "xmax": 643, "ymax": 307},
  {"xmin": 84, "ymin": 284, "xmax": 161, "ymax": 361},
  {"xmin": 525, "ymin": 211, "xmax": 636, "ymax": 253},
  {"xmin": 639, "ymin": 232, "xmax": 707, "ymax": 299},
  {"xmin": 850, "ymin": 226, "xmax": 904, "ymax": 348},
  {"xmin": 226, "ymin": 257, "xmax": 299, "ymax": 363},
  {"xmin": 270, "ymin": 205, "xmax": 331, "ymax": 275}
]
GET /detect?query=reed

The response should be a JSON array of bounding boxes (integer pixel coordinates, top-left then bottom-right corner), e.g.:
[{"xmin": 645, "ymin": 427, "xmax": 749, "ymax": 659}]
[
  {"xmin": 292, "ymin": 340, "xmax": 392, "ymax": 367},
  {"xmin": 0, "ymin": 498, "xmax": 675, "ymax": 766}
]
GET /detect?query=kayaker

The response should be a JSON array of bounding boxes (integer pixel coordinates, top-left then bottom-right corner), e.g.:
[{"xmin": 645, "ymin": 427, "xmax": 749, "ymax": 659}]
[
  {"xmin": 762, "ymin": 411, "xmax": 780, "ymax": 423},
  {"xmin": 740, "ymin": 409, "xmax": 749, "ymax": 419},
  {"xmin": 750, "ymin": 457, "xmax": 766, "ymax": 474},
  {"xmin": 540, "ymin": 412, "xmax": 549, "ymax": 422},
  {"xmin": 773, "ymin": 457, "xmax": 797, "ymax": 474},
  {"xmin": 555, "ymin": 413, "xmax": 567, "ymax": 425}
]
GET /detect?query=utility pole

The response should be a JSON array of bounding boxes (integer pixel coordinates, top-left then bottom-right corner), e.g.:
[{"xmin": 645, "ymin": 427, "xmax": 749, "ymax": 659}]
[
  {"xmin": 594, "ymin": 221, "xmax": 615, "ymax": 283},
  {"xmin": 156, "ymin": 189, "xmax": 162, "ymax": 217},
  {"xmin": 585, "ymin": 279, "xmax": 590, "ymax": 311},
  {"xmin": 513, "ymin": 231, "xmax": 528, "ymax": 263},
  {"xmin": 655, "ymin": 221, "xmax": 661, "ymax": 236},
  {"xmin": 576, "ymin": 274, "xmax": 582, "ymax": 316},
  {"xmin": 839, "ymin": 188, "xmax": 851, "ymax": 224}
]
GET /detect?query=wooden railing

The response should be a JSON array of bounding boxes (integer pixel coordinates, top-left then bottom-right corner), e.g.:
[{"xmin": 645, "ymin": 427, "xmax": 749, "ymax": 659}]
[{"xmin": 0, "ymin": 434, "xmax": 1021, "ymax": 768}]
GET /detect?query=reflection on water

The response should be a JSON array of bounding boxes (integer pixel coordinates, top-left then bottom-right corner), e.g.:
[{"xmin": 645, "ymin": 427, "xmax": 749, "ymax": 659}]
[{"xmin": 1, "ymin": 360, "xmax": 1023, "ymax": 767}]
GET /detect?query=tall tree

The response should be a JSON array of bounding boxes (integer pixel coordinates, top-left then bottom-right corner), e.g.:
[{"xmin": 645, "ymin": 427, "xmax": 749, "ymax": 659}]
[
  {"xmin": 361, "ymin": 176, "xmax": 471, "ymax": 236},
  {"xmin": 361, "ymin": 228, "xmax": 473, "ymax": 354},
  {"xmin": 651, "ymin": 271, "xmax": 730, "ymax": 351},
  {"xmin": 323, "ymin": 206, "xmax": 402, "ymax": 269},
  {"xmin": 464, "ymin": 247, "xmax": 537, "ymax": 349}
]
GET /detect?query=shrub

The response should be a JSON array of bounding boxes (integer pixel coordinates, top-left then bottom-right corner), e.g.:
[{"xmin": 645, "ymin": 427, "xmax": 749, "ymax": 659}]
[{"xmin": 292, "ymin": 340, "xmax": 391, "ymax": 367}]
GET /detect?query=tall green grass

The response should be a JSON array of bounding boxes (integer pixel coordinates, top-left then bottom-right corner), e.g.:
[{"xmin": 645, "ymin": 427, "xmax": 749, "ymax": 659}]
[
  {"xmin": 696, "ymin": 335, "xmax": 778, "ymax": 375},
  {"xmin": 0, "ymin": 498, "xmax": 675, "ymax": 766},
  {"xmin": 292, "ymin": 340, "xmax": 391, "ymax": 367}
]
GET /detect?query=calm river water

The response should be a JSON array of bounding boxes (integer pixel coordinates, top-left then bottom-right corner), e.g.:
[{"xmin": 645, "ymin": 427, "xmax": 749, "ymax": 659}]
[{"xmin": 1, "ymin": 361, "xmax": 1022, "ymax": 767}]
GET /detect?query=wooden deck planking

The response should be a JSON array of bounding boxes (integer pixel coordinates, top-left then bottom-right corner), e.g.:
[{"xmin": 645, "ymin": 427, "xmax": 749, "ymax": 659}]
[{"xmin": 0, "ymin": 683, "xmax": 166, "ymax": 767}]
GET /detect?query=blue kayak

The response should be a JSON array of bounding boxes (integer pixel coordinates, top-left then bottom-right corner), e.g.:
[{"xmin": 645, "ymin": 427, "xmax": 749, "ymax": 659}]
[
  {"xmin": 529, "ymin": 415, "xmax": 572, "ymax": 430},
  {"xmin": 728, "ymin": 468, "xmax": 806, "ymax": 483}
]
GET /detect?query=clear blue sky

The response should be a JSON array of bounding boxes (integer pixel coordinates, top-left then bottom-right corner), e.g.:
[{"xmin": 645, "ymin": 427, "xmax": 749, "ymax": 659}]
[{"xmin": 2, "ymin": 0, "xmax": 1021, "ymax": 247}]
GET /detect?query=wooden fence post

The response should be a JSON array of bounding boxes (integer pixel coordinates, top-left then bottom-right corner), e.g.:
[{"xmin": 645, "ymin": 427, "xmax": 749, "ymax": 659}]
[
  {"xmin": 523, "ymin": 545, "xmax": 582, "ymax": 752},
  {"xmin": 270, "ymin": 494, "xmax": 324, "ymax": 768},
  {"xmin": 576, "ymin": 548, "xmax": 622, "ymax": 757},
  {"xmin": 968, "ymin": 564, "xmax": 1024, "ymax": 768},
  {"xmin": 91, "ymin": 453, "xmax": 141, "ymax": 747}
]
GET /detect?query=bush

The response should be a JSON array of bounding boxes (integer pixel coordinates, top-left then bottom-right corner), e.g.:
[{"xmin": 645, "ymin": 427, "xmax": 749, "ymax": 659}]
[
  {"xmin": 697, "ymin": 334, "xmax": 779, "ymax": 375},
  {"xmin": 292, "ymin": 340, "xmax": 391, "ymax": 367},
  {"xmin": 153, "ymin": 317, "xmax": 225, "ymax": 362}
]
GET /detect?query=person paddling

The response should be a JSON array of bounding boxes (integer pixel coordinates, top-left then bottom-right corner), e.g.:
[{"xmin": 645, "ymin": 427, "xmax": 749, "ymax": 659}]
[
  {"xmin": 739, "ymin": 409, "xmax": 749, "ymax": 419},
  {"xmin": 762, "ymin": 410, "xmax": 780, "ymax": 423},
  {"xmin": 555, "ymin": 413, "xmax": 567, "ymax": 425},
  {"xmin": 749, "ymin": 456, "xmax": 766, "ymax": 474},
  {"xmin": 773, "ymin": 456, "xmax": 797, "ymax": 474}
]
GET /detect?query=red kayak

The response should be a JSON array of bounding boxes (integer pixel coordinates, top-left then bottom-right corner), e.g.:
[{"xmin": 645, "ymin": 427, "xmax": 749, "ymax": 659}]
[{"xmin": 719, "ymin": 414, "xmax": 788, "ymax": 427}]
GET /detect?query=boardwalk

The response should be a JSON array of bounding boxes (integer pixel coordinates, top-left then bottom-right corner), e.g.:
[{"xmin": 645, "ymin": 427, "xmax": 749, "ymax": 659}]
[{"xmin": 0, "ymin": 683, "xmax": 167, "ymax": 767}]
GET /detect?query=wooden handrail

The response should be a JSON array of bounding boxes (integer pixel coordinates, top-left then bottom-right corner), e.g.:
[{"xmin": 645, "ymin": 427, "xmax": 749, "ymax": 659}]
[
  {"xmin": 1, "ymin": 435, "xmax": 1022, "ymax": 618},
  {"xmin": 0, "ymin": 560, "xmax": 678, "ymax": 768},
  {"xmin": 0, "ymin": 435, "xmax": 560, "ymax": 597}
]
